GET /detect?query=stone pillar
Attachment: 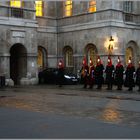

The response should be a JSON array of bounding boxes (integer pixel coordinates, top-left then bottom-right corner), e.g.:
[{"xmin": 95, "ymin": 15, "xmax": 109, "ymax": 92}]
[
  {"xmin": 0, "ymin": 53, "xmax": 14, "ymax": 86},
  {"xmin": 24, "ymin": 1, "xmax": 35, "ymax": 20},
  {"xmin": 27, "ymin": 55, "xmax": 37, "ymax": 77},
  {"xmin": 45, "ymin": 1, "xmax": 56, "ymax": 17},
  {"xmin": 74, "ymin": 54, "xmax": 84, "ymax": 74},
  {"xmin": 20, "ymin": 54, "xmax": 38, "ymax": 85},
  {"xmin": 0, "ymin": 54, "xmax": 10, "ymax": 78}
]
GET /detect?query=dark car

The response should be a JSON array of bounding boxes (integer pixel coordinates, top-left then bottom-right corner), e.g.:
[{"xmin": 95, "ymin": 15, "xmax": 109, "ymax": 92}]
[{"xmin": 38, "ymin": 68, "xmax": 78, "ymax": 85}]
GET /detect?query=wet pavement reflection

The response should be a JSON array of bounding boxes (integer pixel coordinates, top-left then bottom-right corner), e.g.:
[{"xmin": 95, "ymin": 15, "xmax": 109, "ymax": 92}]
[{"xmin": 0, "ymin": 86, "xmax": 140, "ymax": 127}]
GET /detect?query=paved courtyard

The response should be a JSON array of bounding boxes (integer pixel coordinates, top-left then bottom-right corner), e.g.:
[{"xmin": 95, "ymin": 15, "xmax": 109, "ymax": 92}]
[{"xmin": 0, "ymin": 84, "xmax": 140, "ymax": 138}]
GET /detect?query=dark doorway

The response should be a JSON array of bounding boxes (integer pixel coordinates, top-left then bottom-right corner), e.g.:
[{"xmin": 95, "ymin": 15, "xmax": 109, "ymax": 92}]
[{"xmin": 10, "ymin": 44, "xmax": 27, "ymax": 85}]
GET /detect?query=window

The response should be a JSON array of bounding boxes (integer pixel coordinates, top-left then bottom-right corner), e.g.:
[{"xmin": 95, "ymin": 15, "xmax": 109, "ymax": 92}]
[
  {"xmin": 88, "ymin": 48, "xmax": 96, "ymax": 65},
  {"xmin": 10, "ymin": 0, "xmax": 23, "ymax": 18},
  {"xmin": 123, "ymin": 1, "xmax": 133, "ymax": 22},
  {"xmin": 10, "ymin": 0, "xmax": 22, "ymax": 8},
  {"xmin": 123, "ymin": 1, "xmax": 133, "ymax": 13},
  {"xmin": 37, "ymin": 49, "xmax": 43, "ymax": 68},
  {"xmin": 88, "ymin": 0, "xmax": 96, "ymax": 13},
  {"xmin": 65, "ymin": 48, "xmax": 73, "ymax": 67},
  {"xmin": 86, "ymin": 44, "xmax": 97, "ymax": 66},
  {"xmin": 64, "ymin": 0, "xmax": 72, "ymax": 17},
  {"xmin": 37, "ymin": 47, "xmax": 47, "ymax": 69},
  {"xmin": 35, "ymin": 0, "xmax": 43, "ymax": 16},
  {"xmin": 125, "ymin": 47, "xmax": 133, "ymax": 65}
]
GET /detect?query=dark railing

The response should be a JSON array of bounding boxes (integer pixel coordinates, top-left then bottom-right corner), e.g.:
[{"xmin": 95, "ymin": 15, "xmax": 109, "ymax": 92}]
[
  {"xmin": 124, "ymin": 13, "xmax": 133, "ymax": 22},
  {"xmin": 9, "ymin": 7, "xmax": 35, "ymax": 19},
  {"xmin": 10, "ymin": 7, "xmax": 23, "ymax": 18},
  {"xmin": 0, "ymin": 5, "xmax": 35, "ymax": 20}
]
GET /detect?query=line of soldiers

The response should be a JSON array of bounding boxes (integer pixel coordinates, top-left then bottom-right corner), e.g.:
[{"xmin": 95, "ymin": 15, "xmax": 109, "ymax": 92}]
[{"xmin": 81, "ymin": 56, "xmax": 140, "ymax": 91}]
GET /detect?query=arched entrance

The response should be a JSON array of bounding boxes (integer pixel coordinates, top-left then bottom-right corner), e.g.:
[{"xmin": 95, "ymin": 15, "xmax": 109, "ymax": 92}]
[
  {"xmin": 37, "ymin": 46, "xmax": 47, "ymax": 71},
  {"xmin": 63, "ymin": 46, "xmax": 74, "ymax": 73},
  {"xmin": 125, "ymin": 47, "xmax": 133, "ymax": 65},
  {"xmin": 10, "ymin": 44, "xmax": 27, "ymax": 85},
  {"xmin": 125, "ymin": 41, "xmax": 138, "ymax": 66},
  {"xmin": 85, "ymin": 44, "xmax": 98, "ymax": 65}
]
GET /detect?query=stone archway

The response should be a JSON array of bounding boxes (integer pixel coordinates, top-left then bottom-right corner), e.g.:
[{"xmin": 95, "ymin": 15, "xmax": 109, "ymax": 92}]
[
  {"xmin": 37, "ymin": 46, "xmax": 47, "ymax": 71},
  {"xmin": 125, "ymin": 41, "xmax": 138, "ymax": 66},
  {"xmin": 63, "ymin": 46, "xmax": 74, "ymax": 73},
  {"xmin": 125, "ymin": 47, "xmax": 133, "ymax": 65},
  {"xmin": 85, "ymin": 43, "xmax": 98, "ymax": 66},
  {"xmin": 10, "ymin": 44, "xmax": 27, "ymax": 85}
]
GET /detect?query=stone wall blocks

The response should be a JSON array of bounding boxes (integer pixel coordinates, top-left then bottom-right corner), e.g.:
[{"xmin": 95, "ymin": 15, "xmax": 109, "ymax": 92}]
[
  {"xmin": 20, "ymin": 77, "xmax": 38, "ymax": 85},
  {"xmin": 5, "ymin": 79, "xmax": 14, "ymax": 86}
]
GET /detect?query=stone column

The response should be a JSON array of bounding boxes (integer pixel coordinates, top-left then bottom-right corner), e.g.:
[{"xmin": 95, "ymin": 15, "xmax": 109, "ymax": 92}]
[
  {"xmin": 0, "ymin": 54, "xmax": 10, "ymax": 78},
  {"xmin": 20, "ymin": 53, "xmax": 38, "ymax": 85},
  {"xmin": 24, "ymin": 1, "xmax": 35, "ymax": 20},
  {"xmin": 0, "ymin": 53, "xmax": 14, "ymax": 86},
  {"xmin": 74, "ymin": 54, "xmax": 84, "ymax": 74}
]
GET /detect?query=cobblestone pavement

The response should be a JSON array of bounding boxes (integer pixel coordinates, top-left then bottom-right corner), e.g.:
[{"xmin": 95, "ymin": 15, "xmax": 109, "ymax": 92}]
[{"xmin": 1, "ymin": 84, "xmax": 140, "ymax": 128}]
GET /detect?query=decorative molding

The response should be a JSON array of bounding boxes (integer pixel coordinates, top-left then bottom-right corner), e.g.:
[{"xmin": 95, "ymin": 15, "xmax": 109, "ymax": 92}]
[{"xmin": 12, "ymin": 31, "xmax": 25, "ymax": 38}]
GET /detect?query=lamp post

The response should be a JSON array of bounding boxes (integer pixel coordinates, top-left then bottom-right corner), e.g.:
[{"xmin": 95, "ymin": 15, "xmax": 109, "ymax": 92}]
[{"xmin": 108, "ymin": 36, "xmax": 114, "ymax": 55}]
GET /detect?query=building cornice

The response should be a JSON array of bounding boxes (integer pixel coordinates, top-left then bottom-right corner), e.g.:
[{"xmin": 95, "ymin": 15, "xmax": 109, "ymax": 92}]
[
  {"xmin": 0, "ymin": 17, "xmax": 38, "ymax": 28},
  {"xmin": 57, "ymin": 20, "xmax": 140, "ymax": 33}
]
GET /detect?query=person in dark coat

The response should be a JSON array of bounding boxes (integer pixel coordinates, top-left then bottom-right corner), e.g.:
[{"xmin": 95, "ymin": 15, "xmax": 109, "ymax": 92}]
[
  {"xmin": 124, "ymin": 57, "xmax": 135, "ymax": 91},
  {"xmin": 114, "ymin": 56, "xmax": 124, "ymax": 90},
  {"xmin": 89, "ymin": 58, "xmax": 95, "ymax": 89},
  {"xmin": 105, "ymin": 56, "xmax": 115, "ymax": 90},
  {"xmin": 136, "ymin": 61, "xmax": 140, "ymax": 91},
  {"xmin": 95, "ymin": 56, "xmax": 104, "ymax": 89},
  {"xmin": 58, "ymin": 59, "xmax": 64, "ymax": 87}
]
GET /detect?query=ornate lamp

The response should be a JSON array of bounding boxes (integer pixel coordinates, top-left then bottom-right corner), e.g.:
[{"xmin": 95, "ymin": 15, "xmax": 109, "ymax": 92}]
[{"xmin": 108, "ymin": 36, "xmax": 114, "ymax": 54}]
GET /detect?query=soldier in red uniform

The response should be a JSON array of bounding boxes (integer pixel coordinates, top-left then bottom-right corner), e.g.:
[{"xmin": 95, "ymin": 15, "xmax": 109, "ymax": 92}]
[
  {"xmin": 81, "ymin": 56, "xmax": 89, "ymax": 88},
  {"xmin": 58, "ymin": 59, "xmax": 64, "ymax": 87},
  {"xmin": 114, "ymin": 56, "xmax": 124, "ymax": 90},
  {"xmin": 124, "ymin": 57, "xmax": 135, "ymax": 91},
  {"xmin": 80, "ymin": 56, "xmax": 87, "ymax": 83},
  {"xmin": 89, "ymin": 58, "xmax": 95, "ymax": 89},
  {"xmin": 105, "ymin": 56, "xmax": 115, "ymax": 90},
  {"xmin": 95, "ymin": 56, "xmax": 104, "ymax": 89}
]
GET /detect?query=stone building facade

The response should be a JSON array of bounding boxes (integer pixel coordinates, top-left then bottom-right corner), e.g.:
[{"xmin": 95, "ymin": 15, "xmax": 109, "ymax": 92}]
[{"xmin": 0, "ymin": 1, "xmax": 140, "ymax": 85}]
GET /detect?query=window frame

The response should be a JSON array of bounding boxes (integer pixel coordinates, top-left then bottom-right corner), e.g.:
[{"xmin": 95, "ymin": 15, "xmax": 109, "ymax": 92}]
[
  {"xmin": 64, "ymin": 0, "xmax": 73, "ymax": 17},
  {"xmin": 88, "ymin": 0, "xmax": 96, "ymax": 13},
  {"xmin": 64, "ymin": 48, "xmax": 73, "ymax": 67},
  {"xmin": 123, "ymin": 1, "xmax": 133, "ymax": 13},
  {"xmin": 35, "ymin": 0, "xmax": 44, "ymax": 17},
  {"xmin": 10, "ymin": 0, "xmax": 23, "ymax": 8},
  {"xmin": 10, "ymin": 0, "xmax": 24, "ymax": 18}
]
